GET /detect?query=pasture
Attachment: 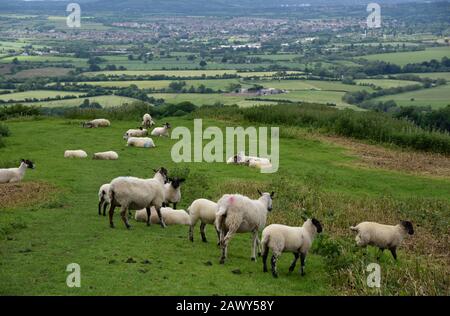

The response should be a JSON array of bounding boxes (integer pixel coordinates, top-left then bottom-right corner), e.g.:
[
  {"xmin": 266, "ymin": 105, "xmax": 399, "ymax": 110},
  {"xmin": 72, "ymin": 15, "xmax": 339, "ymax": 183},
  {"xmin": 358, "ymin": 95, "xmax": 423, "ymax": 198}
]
[
  {"xmin": 355, "ymin": 79, "xmax": 419, "ymax": 89},
  {"xmin": 27, "ymin": 96, "xmax": 142, "ymax": 108},
  {"xmin": 0, "ymin": 116, "xmax": 448, "ymax": 295},
  {"xmin": 357, "ymin": 47, "xmax": 450, "ymax": 66},
  {"xmin": 0, "ymin": 90, "xmax": 82, "ymax": 102}
]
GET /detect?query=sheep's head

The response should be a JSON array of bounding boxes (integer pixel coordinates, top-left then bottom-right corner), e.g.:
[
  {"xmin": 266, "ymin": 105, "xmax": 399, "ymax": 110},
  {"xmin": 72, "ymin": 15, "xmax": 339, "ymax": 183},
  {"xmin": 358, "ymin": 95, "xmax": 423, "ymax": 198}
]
[
  {"xmin": 164, "ymin": 122, "xmax": 171, "ymax": 129},
  {"xmin": 258, "ymin": 190, "xmax": 275, "ymax": 212},
  {"xmin": 311, "ymin": 218, "xmax": 323, "ymax": 233},
  {"xmin": 168, "ymin": 177, "xmax": 186, "ymax": 189},
  {"xmin": 22, "ymin": 159, "xmax": 35, "ymax": 169},
  {"xmin": 154, "ymin": 167, "xmax": 169, "ymax": 183},
  {"xmin": 401, "ymin": 220, "xmax": 414, "ymax": 235}
]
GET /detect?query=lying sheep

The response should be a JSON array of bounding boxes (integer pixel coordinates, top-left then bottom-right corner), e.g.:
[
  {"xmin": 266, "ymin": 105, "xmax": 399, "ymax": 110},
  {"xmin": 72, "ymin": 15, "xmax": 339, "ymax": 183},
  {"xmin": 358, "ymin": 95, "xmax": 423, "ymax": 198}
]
[
  {"xmin": 126, "ymin": 137, "xmax": 156, "ymax": 148},
  {"xmin": 248, "ymin": 159, "xmax": 273, "ymax": 171},
  {"xmin": 98, "ymin": 183, "xmax": 111, "ymax": 216},
  {"xmin": 350, "ymin": 221, "xmax": 414, "ymax": 260},
  {"xmin": 135, "ymin": 207, "xmax": 190, "ymax": 226},
  {"xmin": 83, "ymin": 119, "xmax": 110, "ymax": 128},
  {"xmin": 227, "ymin": 152, "xmax": 271, "ymax": 167},
  {"xmin": 188, "ymin": 198, "xmax": 219, "ymax": 243},
  {"xmin": 163, "ymin": 177, "xmax": 185, "ymax": 209},
  {"xmin": 93, "ymin": 151, "xmax": 119, "ymax": 160},
  {"xmin": 261, "ymin": 218, "xmax": 323, "ymax": 278},
  {"xmin": 64, "ymin": 150, "xmax": 88, "ymax": 158},
  {"xmin": 0, "ymin": 159, "xmax": 35, "ymax": 184},
  {"xmin": 142, "ymin": 113, "xmax": 155, "ymax": 128},
  {"xmin": 216, "ymin": 190, "xmax": 275, "ymax": 264},
  {"xmin": 108, "ymin": 168, "xmax": 168, "ymax": 229},
  {"xmin": 123, "ymin": 127, "xmax": 148, "ymax": 140},
  {"xmin": 151, "ymin": 123, "xmax": 171, "ymax": 137}
]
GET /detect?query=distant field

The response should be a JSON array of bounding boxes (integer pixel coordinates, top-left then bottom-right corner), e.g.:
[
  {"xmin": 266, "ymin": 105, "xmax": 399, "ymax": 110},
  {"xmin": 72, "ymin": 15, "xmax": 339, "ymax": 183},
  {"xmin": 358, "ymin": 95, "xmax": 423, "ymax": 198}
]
[
  {"xmin": 0, "ymin": 55, "xmax": 87, "ymax": 67},
  {"xmin": 259, "ymin": 90, "xmax": 356, "ymax": 109},
  {"xmin": 9, "ymin": 67, "xmax": 72, "ymax": 79},
  {"xmin": 0, "ymin": 90, "xmax": 82, "ymax": 102},
  {"xmin": 401, "ymin": 72, "xmax": 450, "ymax": 81},
  {"xmin": 24, "ymin": 95, "xmax": 141, "ymax": 108},
  {"xmin": 357, "ymin": 47, "xmax": 450, "ymax": 66},
  {"xmin": 356, "ymin": 79, "xmax": 419, "ymax": 89},
  {"xmin": 83, "ymin": 70, "xmax": 239, "ymax": 77},
  {"xmin": 374, "ymin": 84, "xmax": 450, "ymax": 108},
  {"xmin": 150, "ymin": 93, "xmax": 246, "ymax": 105},
  {"xmin": 255, "ymin": 80, "xmax": 372, "ymax": 92}
]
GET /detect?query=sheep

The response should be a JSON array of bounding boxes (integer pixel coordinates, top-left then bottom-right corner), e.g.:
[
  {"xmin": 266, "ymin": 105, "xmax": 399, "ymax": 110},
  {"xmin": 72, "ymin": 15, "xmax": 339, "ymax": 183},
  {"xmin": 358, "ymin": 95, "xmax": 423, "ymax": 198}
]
[
  {"xmin": 98, "ymin": 183, "xmax": 111, "ymax": 216},
  {"xmin": 142, "ymin": 113, "xmax": 155, "ymax": 128},
  {"xmin": 163, "ymin": 177, "xmax": 185, "ymax": 209},
  {"xmin": 126, "ymin": 137, "xmax": 156, "ymax": 148},
  {"xmin": 64, "ymin": 150, "xmax": 88, "ymax": 158},
  {"xmin": 151, "ymin": 123, "xmax": 171, "ymax": 137},
  {"xmin": 135, "ymin": 207, "xmax": 190, "ymax": 226},
  {"xmin": 83, "ymin": 119, "xmax": 110, "ymax": 128},
  {"xmin": 188, "ymin": 198, "xmax": 220, "ymax": 243},
  {"xmin": 0, "ymin": 159, "xmax": 35, "ymax": 184},
  {"xmin": 350, "ymin": 221, "xmax": 414, "ymax": 260},
  {"xmin": 226, "ymin": 152, "xmax": 271, "ymax": 167},
  {"xmin": 93, "ymin": 151, "xmax": 119, "ymax": 160},
  {"xmin": 261, "ymin": 218, "xmax": 323, "ymax": 278},
  {"xmin": 108, "ymin": 167, "xmax": 168, "ymax": 229},
  {"xmin": 123, "ymin": 127, "xmax": 148, "ymax": 140},
  {"xmin": 248, "ymin": 159, "xmax": 273, "ymax": 171},
  {"xmin": 215, "ymin": 190, "xmax": 275, "ymax": 264}
]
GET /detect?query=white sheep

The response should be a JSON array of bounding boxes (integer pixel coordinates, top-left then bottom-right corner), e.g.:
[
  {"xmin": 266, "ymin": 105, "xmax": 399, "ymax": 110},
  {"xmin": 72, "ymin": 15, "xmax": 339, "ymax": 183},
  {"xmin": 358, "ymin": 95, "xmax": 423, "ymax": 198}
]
[
  {"xmin": 215, "ymin": 190, "xmax": 274, "ymax": 264},
  {"xmin": 226, "ymin": 152, "xmax": 271, "ymax": 167},
  {"xmin": 83, "ymin": 119, "xmax": 110, "ymax": 128},
  {"xmin": 108, "ymin": 168, "xmax": 168, "ymax": 229},
  {"xmin": 0, "ymin": 159, "xmax": 35, "ymax": 184},
  {"xmin": 126, "ymin": 137, "xmax": 156, "ymax": 148},
  {"xmin": 151, "ymin": 123, "xmax": 171, "ymax": 137},
  {"xmin": 350, "ymin": 221, "xmax": 414, "ymax": 260},
  {"xmin": 64, "ymin": 150, "xmax": 88, "ymax": 158},
  {"xmin": 142, "ymin": 113, "xmax": 155, "ymax": 128},
  {"xmin": 188, "ymin": 198, "xmax": 219, "ymax": 243},
  {"xmin": 93, "ymin": 151, "xmax": 119, "ymax": 160},
  {"xmin": 98, "ymin": 183, "xmax": 111, "ymax": 216},
  {"xmin": 248, "ymin": 159, "xmax": 273, "ymax": 170},
  {"xmin": 135, "ymin": 207, "xmax": 190, "ymax": 226},
  {"xmin": 261, "ymin": 218, "xmax": 323, "ymax": 278},
  {"xmin": 163, "ymin": 177, "xmax": 185, "ymax": 209},
  {"xmin": 123, "ymin": 127, "xmax": 148, "ymax": 139}
]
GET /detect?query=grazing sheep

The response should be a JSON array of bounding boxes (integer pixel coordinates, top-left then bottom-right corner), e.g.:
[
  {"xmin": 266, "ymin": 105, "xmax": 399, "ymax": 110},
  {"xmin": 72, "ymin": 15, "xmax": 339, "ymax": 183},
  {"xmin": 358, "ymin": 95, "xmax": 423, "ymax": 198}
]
[
  {"xmin": 83, "ymin": 119, "xmax": 110, "ymax": 128},
  {"xmin": 350, "ymin": 221, "xmax": 414, "ymax": 260},
  {"xmin": 142, "ymin": 113, "xmax": 155, "ymax": 128},
  {"xmin": 188, "ymin": 198, "xmax": 219, "ymax": 243},
  {"xmin": 261, "ymin": 218, "xmax": 323, "ymax": 278},
  {"xmin": 64, "ymin": 150, "xmax": 88, "ymax": 158},
  {"xmin": 135, "ymin": 207, "xmax": 190, "ymax": 226},
  {"xmin": 98, "ymin": 183, "xmax": 111, "ymax": 216},
  {"xmin": 123, "ymin": 127, "xmax": 148, "ymax": 139},
  {"xmin": 216, "ymin": 190, "xmax": 274, "ymax": 264},
  {"xmin": 0, "ymin": 159, "xmax": 35, "ymax": 184},
  {"xmin": 126, "ymin": 137, "xmax": 156, "ymax": 148},
  {"xmin": 163, "ymin": 177, "xmax": 185, "ymax": 209},
  {"xmin": 108, "ymin": 168, "xmax": 168, "ymax": 229},
  {"xmin": 151, "ymin": 123, "xmax": 171, "ymax": 137},
  {"xmin": 93, "ymin": 151, "xmax": 119, "ymax": 160}
]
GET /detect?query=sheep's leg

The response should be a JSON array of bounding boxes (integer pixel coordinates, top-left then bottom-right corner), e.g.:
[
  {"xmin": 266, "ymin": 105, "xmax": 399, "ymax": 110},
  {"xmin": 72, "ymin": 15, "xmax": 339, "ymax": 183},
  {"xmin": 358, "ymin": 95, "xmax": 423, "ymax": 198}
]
[
  {"xmin": 271, "ymin": 254, "xmax": 279, "ymax": 278},
  {"xmin": 300, "ymin": 252, "xmax": 306, "ymax": 276},
  {"xmin": 155, "ymin": 206, "xmax": 166, "ymax": 228},
  {"xmin": 389, "ymin": 247, "xmax": 397, "ymax": 260},
  {"xmin": 200, "ymin": 222, "xmax": 207, "ymax": 243},
  {"xmin": 103, "ymin": 202, "xmax": 108, "ymax": 216},
  {"xmin": 251, "ymin": 231, "xmax": 258, "ymax": 261},
  {"xmin": 289, "ymin": 253, "xmax": 299, "ymax": 273},
  {"xmin": 145, "ymin": 207, "xmax": 152, "ymax": 226},
  {"xmin": 189, "ymin": 219, "xmax": 195, "ymax": 242},
  {"xmin": 257, "ymin": 236, "xmax": 262, "ymax": 257},
  {"xmin": 98, "ymin": 199, "xmax": 104, "ymax": 216},
  {"xmin": 262, "ymin": 247, "xmax": 269, "ymax": 273},
  {"xmin": 215, "ymin": 227, "xmax": 220, "ymax": 246},
  {"xmin": 120, "ymin": 206, "xmax": 131, "ymax": 229},
  {"xmin": 219, "ymin": 230, "xmax": 234, "ymax": 264},
  {"xmin": 108, "ymin": 204, "xmax": 116, "ymax": 228}
]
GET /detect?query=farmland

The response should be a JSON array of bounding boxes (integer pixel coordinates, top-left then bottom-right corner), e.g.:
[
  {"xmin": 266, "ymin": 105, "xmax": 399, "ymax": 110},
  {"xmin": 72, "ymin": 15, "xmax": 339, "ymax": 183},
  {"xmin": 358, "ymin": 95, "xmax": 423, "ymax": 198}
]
[
  {"xmin": 374, "ymin": 85, "xmax": 450, "ymax": 109},
  {"xmin": 357, "ymin": 47, "xmax": 450, "ymax": 66}
]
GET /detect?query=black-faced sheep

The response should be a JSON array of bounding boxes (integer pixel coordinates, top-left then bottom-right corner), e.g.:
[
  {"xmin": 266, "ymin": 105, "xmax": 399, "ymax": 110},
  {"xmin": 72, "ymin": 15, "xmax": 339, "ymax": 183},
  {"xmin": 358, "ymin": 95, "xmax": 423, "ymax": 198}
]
[
  {"xmin": 151, "ymin": 123, "xmax": 171, "ymax": 137},
  {"xmin": 0, "ymin": 159, "xmax": 35, "ymax": 184},
  {"xmin": 163, "ymin": 177, "xmax": 185, "ymax": 209}
]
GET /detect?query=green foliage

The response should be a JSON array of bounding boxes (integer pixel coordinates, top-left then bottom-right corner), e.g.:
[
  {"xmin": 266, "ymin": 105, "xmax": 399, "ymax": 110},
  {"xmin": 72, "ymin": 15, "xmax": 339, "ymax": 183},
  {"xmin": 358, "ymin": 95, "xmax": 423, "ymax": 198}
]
[
  {"xmin": 0, "ymin": 104, "xmax": 40, "ymax": 121},
  {"xmin": 0, "ymin": 123, "xmax": 10, "ymax": 137}
]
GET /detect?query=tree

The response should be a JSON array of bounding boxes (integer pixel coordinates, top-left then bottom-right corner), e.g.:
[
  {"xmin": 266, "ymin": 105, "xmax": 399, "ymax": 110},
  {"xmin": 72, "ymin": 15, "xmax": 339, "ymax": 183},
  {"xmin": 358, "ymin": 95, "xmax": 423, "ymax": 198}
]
[{"xmin": 199, "ymin": 60, "xmax": 207, "ymax": 68}]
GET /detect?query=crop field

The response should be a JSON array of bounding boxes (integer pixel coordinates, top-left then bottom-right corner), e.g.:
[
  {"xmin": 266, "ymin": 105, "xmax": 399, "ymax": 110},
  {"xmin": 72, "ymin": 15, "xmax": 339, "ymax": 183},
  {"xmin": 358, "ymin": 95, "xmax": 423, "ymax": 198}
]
[
  {"xmin": 355, "ymin": 79, "xmax": 419, "ymax": 89},
  {"xmin": 0, "ymin": 90, "xmax": 82, "ymax": 102},
  {"xmin": 374, "ymin": 84, "xmax": 450, "ymax": 108},
  {"xmin": 357, "ymin": 47, "xmax": 450, "ymax": 66}
]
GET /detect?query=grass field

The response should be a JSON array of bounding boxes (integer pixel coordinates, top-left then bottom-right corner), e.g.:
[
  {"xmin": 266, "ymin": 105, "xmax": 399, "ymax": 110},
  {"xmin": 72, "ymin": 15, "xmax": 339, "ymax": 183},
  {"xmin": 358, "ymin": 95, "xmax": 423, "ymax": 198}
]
[
  {"xmin": 258, "ymin": 90, "xmax": 356, "ymax": 109},
  {"xmin": 0, "ymin": 117, "xmax": 448, "ymax": 295},
  {"xmin": 149, "ymin": 93, "xmax": 271, "ymax": 107},
  {"xmin": 355, "ymin": 79, "xmax": 419, "ymax": 89},
  {"xmin": 401, "ymin": 72, "xmax": 450, "ymax": 81},
  {"xmin": 255, "ymin": 80, "xmax": 373, "ymax": 92},
  {"xmin": 374, "ymin": 84, "xmax": 450, "ymax": 108},
  {"xmin": 83, "ymin": 70, "xmax": 239, "ymax": 77},
  {"xmin": 357, "ymin": 47, "xmax": 450, "ymax": 66},
  {"xmin": 9, "ymin": 67, "xmax": 73, "ymax": 79},
  {"xmin": 27, "ymin": 96, "xmax": 142, "ymax": 108},
  {"xmin": 0, "ymin": 55, "xmax": 87, "ymax": 67},
  {"xmin": 0, "ymin": 90, "xmax": 82, "ymax": 102}
]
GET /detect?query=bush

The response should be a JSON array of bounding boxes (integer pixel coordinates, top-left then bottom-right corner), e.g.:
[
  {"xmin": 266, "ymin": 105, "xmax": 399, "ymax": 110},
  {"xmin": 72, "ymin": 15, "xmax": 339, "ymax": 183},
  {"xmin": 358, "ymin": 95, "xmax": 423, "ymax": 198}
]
[{"xmin": 0, "ymin": 123, "xmax": 10, "ymax": 137}]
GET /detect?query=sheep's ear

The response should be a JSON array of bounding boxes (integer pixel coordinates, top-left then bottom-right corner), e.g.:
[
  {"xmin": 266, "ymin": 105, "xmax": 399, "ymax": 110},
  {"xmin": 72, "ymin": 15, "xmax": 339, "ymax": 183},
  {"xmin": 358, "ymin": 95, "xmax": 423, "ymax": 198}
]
[
  {"xmin": 257, "ymin": 189, "xmax": 262, "ymax": 196},
  {"xmin": 270, "ymin": 191, "xmax": 275, "ymax": 198}
]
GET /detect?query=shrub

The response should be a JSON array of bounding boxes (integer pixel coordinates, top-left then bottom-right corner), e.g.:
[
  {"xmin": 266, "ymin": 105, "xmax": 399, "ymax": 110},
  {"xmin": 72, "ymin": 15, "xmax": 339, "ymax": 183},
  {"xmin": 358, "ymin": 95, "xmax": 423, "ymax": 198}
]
[{"xmin": 0, "ymin": 123, "xmax": 10, "ymax": 137}]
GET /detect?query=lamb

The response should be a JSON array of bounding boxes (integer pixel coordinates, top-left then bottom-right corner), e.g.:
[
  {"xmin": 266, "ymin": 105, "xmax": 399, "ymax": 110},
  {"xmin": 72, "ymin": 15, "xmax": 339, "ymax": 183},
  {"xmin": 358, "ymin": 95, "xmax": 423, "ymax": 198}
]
[
  {"xmin": 64, "ymin": 150, "xmax": 88, "ymax": 158},
  {"xmin": 126, "ymin": 137, "xmax": 156, "ymax": 148},
  {"xmin": 83, "ymin": 119, "xmax": 110, "ymax": 128},
  {"xmin": 151, "ymin": 123, "xmax": 171, "ymax": 137},
  {"xmin": 261, "ymin": 218, "xmax": 323, "ymax": 278},
  {"xmin": 163, "ymin": 177, "xmax": 185, "ymax": 209},
  {"xmin": 0, "ymin": 159, "xmax": 35, "ymax": 184},
  {"xmin": 188, "ymin": 198, "xmax": 219, "ymax": 243},
  {"xmin": 98, "ymin": 183, "xmax": 111, "ymax": 216},
  {"xmin": 215, "ymin": 190, "xmax": 274, "ymax": 264},
  {"xmin": 108, "ymin": 167, "xmax": 168, "ymax": 229},
  {"xmin": 135, "ymin": 207, "xmax": 190, "ymax": 226},
  {"xmin": 350, "ymin": 221, "xmax": 414, "ymax": 260},
  {"xmin": 123, "ymin": 127, "xmax": 148, "ymax": 139},
  {"xmin": 93, "ymin": 151, "xmax": 119, "ymax": 160},
  {"xmin": 142, "ymin": 113, "xmax": 155, "ymax": 128}
]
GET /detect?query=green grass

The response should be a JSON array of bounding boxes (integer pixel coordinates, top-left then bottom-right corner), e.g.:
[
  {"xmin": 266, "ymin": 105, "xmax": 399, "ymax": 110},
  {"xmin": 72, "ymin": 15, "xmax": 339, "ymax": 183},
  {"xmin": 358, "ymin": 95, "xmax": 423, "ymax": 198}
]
[
  {"xmin": 402, "ymin": 72, "xmax": 450, "ymax": 81},
  {"xmin": 0, "ymin": 55, "xmax": 88, "ymax": 67},
  {"xmin": 357, "ymin": 47, "xmax": 450, "ymax": 66},
  {"xmin": 374, "ymin": 84, "xmax": 450, "ymax": 108},
  {"xmin": 255, "ymin": 80, "xmax": 372, "ymax": 92},
  {"xmin": 150, "ymin": 93, "xmax": 266, "ymax": 107},
  {"xmin": 27, "ymin": 96, "xmax": 142, "ymax": 108},
  {"xmin": 0, "ymin": 117, "xmax": 448, "ymax": 295},
  {"xmin": 0, "ymin": 90, "xmax": 82, "ymax": 102},
  {"xmin": 83, "ymin": 70, "xmax": 239, "ymax": 77},
  {"xmin": 355, "ymin": 79, "xmax": 419, "ymax": 89}
]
